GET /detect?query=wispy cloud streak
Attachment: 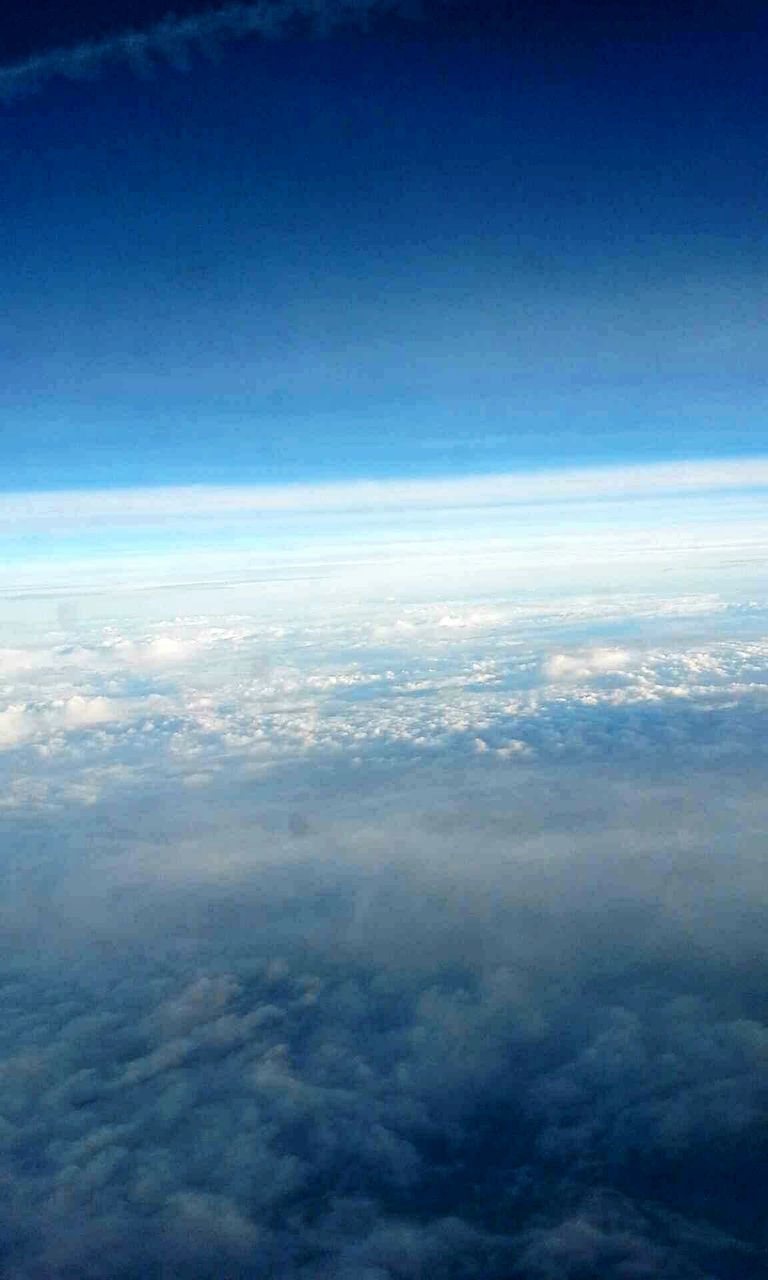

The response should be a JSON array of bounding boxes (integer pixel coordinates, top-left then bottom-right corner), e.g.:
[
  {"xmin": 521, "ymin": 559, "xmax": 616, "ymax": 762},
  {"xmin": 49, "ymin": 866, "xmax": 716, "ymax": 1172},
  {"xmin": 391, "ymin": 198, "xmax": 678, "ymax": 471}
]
[
  {"xmin": 0, "ymin": 0, "xmax": 407, "ymax": 103},
  {"xmin": 2, "ymin": 457, "xmax": 768, "ymax": 529}
]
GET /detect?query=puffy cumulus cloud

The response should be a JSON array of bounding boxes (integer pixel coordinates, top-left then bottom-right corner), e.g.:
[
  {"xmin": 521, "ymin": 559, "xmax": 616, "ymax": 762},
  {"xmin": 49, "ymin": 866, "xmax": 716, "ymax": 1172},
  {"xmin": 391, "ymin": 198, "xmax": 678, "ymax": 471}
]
[
  {"xmin": 60, "ymin": 693, "xmax": 122, "ymax": 729},
  {"xmin": 544, "ymin": 647, "xmax": 633, "ymax": 681},
  {"xmin": 0, "ymin": 694, "xmax": 129, "ymax": 748},
  {"xmin": 0, "ymin": 757, "xmax": 767, "ymax": 1276},
  {"xmin": 0, "ymin": 703, "xmax": 33, "ymax": 748},
  {"xmin": 0, "ymin": 647, "xmax": 55, "ymax": 676},
  {"xmin": 2, "ymin": 593, "xmax": 768, "ymax": 801},
  {"xmin": 103, "ymin": 633, "xmax": 195, "ymax": 666}
]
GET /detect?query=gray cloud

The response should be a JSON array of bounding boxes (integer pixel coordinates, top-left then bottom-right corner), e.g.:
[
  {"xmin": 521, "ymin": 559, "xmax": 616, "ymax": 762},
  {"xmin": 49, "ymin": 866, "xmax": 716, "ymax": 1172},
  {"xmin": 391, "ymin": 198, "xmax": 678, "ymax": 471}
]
[
  {"xmin": 1, "ymin": 754, "xmax": 767, "ymax": 1276},
  {"xmin": 0, "ymin": 0, "xmax": 409, "ymax": 104}
]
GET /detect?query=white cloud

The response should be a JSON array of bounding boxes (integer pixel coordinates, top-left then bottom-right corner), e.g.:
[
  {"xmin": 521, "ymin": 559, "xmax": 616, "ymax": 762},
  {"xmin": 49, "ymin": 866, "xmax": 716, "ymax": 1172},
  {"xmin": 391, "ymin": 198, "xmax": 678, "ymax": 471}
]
[
  {"xmin": 106, "ymin": 634, "xmax": 194, "ymax": 666},
  {"xmin": 60, "ymin": 695, "xmax": 121, "ymax": 729},
  {"xmin": 544, "ymin": 648, "xmax": 633, "ymax": 681},
  {"xmin": 0, "ymin": 694, "xmax": 132, "ymax": 749},
  {"xmin": 436, "ymin": 610, "xmax": 501, "ymax": 630},
  {"xmin": 0, "ymin": 647, "xmax": 54, "ymax": 675},
  {"xmin": 3, "ymin": 457, "xmax": 767, "ymax": 531},
  {"xmin": 0, "ymin": 703, "xmax": 35, "ymax": 748},
  {"xmin": 2, "ymin": 595, "xmax": 768, "ymax": 798}
]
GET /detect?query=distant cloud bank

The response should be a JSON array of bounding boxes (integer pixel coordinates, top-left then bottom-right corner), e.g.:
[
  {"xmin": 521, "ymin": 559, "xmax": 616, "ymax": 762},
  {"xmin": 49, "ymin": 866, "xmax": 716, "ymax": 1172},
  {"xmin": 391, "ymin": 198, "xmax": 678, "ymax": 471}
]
[
  {"xmin": 3, "ymin": 456, "xmax": 768, "ymax": 527},
  {"xmin": 3, "ymin": 456, "xmax": 767, "ymax": 602}
]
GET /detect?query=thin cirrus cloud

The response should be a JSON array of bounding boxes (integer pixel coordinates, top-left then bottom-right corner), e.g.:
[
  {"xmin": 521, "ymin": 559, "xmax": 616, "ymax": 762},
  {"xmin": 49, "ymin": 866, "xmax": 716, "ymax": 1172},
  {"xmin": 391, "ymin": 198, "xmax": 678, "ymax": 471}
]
[
  {"xmin": 3, "ymin": 457, "xmax": 768, "ymax": 531},
  {"xmin": 0, "ymin": 0, "xmax": 409, "ymax": 103}
]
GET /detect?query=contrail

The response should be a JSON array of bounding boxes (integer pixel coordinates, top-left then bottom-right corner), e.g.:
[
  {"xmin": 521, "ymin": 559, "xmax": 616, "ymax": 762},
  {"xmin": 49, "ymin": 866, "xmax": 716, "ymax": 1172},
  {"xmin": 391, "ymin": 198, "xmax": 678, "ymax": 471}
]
[{"xmin": 0, "ymin": 0, "xmax": 413, "ymax": 103}]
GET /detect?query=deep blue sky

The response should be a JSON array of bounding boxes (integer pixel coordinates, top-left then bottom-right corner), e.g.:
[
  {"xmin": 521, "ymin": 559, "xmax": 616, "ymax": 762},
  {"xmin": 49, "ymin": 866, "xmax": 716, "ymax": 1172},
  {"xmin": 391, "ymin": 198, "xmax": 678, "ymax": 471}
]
[{"xmin": 2, "ymin": 1, "xmax": 767, "ymax": 490}]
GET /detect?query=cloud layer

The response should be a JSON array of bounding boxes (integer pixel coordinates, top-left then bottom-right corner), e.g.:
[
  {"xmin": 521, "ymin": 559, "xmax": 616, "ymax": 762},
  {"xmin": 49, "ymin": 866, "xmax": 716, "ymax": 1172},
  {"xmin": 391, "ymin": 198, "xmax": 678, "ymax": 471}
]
[
  {"xmin": 1, "ymin": 757, "xmax": 767, "ymax": 1277},
  {"xmin": 1, "ymin": 588, "xmax": 767, "ymax": 1275},
  {"xmin": 1, "ymin": 592, "xmax": 767, "ymax": 809},
  {"xmin": 5, "ymin": 456, "xmax": 768, "ymax": 527}
]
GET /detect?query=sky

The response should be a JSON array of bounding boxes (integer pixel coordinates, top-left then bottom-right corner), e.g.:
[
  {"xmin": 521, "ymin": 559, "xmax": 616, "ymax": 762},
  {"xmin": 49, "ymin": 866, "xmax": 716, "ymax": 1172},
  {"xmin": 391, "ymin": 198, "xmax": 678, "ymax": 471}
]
[
  {"xmin": 1, "ymin": 0, "xmax": 767, "ymax": 495},
  {"xmin": 2, "ymin": 5, "xmax": 768, "ymax": 1279}
]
